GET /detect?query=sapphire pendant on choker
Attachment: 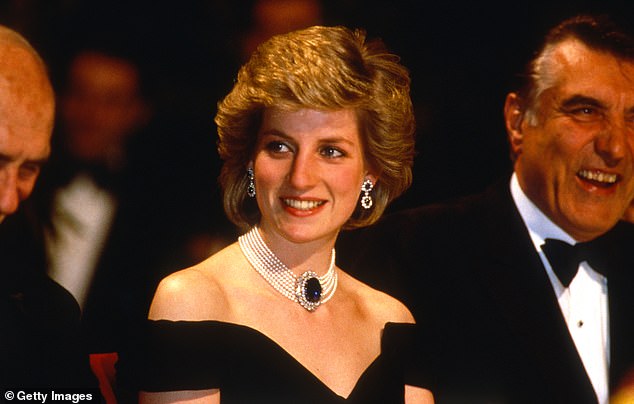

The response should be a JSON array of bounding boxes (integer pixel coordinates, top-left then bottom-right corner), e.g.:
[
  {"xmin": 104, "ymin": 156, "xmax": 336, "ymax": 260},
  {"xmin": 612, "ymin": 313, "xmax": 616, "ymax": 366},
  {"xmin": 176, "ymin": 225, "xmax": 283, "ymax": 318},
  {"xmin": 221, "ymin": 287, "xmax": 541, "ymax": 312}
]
[
  {"xmin": 296, "ymin": 271, "xmax": 322, "ymax": 311},
  {"xmin": 239, "ymin": 226, "xmax": 337, "ymax": 312}
]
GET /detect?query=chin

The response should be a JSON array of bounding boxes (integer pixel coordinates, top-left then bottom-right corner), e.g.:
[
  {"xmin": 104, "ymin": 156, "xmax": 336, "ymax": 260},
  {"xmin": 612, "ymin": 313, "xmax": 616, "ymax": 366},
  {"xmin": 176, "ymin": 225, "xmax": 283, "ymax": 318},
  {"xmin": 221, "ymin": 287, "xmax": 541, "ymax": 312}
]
[
  {"xmin": 570, "ymin": 218, "xmax": 619, "ymax": 240},
  {"xmin": 282, "ymin": 224, "xmax": 337, "ymax": 243}
]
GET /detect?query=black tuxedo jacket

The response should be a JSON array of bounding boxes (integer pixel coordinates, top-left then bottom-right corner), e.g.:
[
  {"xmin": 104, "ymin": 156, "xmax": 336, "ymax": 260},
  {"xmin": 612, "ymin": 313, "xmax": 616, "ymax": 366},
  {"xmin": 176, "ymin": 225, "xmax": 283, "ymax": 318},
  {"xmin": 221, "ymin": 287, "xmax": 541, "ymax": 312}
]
[
  {"xmin": 339, "ymin": 178, "xmax": 634, "ymax": 403},
  {"xmin": 8, "ymin": 121, "xmax": 233, "ymax": 354},
  {"xmin": 0, "ymin": 213, "xmax": 97, "ymax": 389}
]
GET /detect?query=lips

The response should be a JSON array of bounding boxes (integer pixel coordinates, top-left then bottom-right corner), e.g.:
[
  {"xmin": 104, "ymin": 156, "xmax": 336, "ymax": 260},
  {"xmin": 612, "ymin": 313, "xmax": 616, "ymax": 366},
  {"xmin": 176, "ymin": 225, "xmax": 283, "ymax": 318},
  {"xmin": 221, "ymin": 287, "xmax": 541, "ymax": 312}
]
[
  {"xmin": 577, "ymin": 169, "xmax": 619, "ymax": 188},
  {"xmin": 282, "ymin": 198, "xmax": 325, "ymax": 211}
]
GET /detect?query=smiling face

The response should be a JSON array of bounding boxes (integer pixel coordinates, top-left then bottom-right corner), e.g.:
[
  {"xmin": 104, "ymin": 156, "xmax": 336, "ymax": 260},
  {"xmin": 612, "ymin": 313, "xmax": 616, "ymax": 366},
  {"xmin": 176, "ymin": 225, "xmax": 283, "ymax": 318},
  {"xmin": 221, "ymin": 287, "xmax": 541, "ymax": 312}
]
[
  {"xmin": 0, "ymin": 42, "xmax": 54, "ymax": 223},
  {"xmin": 253, "ymin": 107, "xmax": 372, "ymax": 246},
  {"xmin": 506, "ymin": 39, "xmax": 634, "ymax": 241}
]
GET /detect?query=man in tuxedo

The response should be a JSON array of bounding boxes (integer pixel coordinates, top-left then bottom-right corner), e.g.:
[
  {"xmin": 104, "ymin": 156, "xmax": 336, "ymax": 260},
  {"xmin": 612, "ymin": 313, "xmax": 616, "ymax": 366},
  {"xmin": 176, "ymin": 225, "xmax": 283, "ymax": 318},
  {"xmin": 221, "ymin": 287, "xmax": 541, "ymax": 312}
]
[
  {"xmin": 37, "ymin": 43, "xmax": 154, "ymax": 354},
  {"xmin": 340, "ymin": 14, "xmax": 634, "ymax": 403},
  {"xmin": 0, "ymin": 25, "xmax": 96, "ymax": 389},
  {"xmin": 21, "ymin": 32, "xmax": 231, "ymax": 357}
]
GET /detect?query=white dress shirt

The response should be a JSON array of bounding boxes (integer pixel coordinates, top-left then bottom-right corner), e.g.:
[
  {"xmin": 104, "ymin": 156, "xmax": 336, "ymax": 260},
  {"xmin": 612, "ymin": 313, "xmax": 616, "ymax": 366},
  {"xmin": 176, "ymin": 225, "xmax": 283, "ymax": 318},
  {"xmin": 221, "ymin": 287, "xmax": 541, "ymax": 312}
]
[
  {"xmin": 46, "ymin": 173, "xmax": 117, "ymax": 309},
  {"xmin": 510, "ymin": 173, "xmax": 609, "ymax": 404}
]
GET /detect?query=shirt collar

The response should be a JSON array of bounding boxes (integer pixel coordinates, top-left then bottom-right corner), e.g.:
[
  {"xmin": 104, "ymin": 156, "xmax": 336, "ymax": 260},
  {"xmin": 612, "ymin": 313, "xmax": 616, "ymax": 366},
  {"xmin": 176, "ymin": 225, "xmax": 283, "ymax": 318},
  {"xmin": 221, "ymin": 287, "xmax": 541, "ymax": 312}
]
[{"xmin": 510, "ymin": 172, "xmax": 576, "ymax": 249}]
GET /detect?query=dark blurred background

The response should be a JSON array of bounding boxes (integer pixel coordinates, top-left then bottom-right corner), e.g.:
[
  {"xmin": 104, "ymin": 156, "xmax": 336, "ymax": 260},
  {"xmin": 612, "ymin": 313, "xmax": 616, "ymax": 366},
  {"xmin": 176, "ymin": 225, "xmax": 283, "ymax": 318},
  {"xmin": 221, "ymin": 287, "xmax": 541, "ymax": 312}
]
[
  {"xmin": 5, "ymin": 2, "xmax": 634, "ymax": 398},
  {"xmin": 1, "ymin": 0, "xmax": 633, "ymax": 362},
  {"xmin": 3, "ymin": 0, "xmax": 634, "ymax": 212}
]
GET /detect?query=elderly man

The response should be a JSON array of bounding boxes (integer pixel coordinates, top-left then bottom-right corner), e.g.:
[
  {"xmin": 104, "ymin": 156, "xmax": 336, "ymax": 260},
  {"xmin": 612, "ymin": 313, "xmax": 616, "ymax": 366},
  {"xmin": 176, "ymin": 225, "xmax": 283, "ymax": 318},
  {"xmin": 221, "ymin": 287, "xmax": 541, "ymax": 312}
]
[
  {"xmin": 0, "ymin": 25, "xmax": 96, "ymax": 389},
  {"xmin": 341, "ymin": 14, "xmax": 634, "ymax": 404}
]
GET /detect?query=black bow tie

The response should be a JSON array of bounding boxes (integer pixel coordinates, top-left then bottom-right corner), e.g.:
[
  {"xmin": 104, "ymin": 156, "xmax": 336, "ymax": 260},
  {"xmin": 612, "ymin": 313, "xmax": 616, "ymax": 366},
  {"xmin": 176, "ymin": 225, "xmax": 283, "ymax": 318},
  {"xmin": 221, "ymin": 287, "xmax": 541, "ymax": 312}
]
[{"xmin": 541, "ymin": 238, "xmax": 606, "ymax": 287}]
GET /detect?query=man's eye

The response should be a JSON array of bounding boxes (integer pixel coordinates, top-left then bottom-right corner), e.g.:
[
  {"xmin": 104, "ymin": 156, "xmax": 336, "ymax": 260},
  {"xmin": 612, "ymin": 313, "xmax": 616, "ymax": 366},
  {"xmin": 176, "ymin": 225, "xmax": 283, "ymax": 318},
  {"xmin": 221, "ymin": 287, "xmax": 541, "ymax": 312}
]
[
  {"xmin": 577, "ymin": 107, "xmax": 595, "ymax": 115},
  {"xmin": 321, "ymin": 146, "xmax": 344, "ymax": 158},
  {"xmin": 19, "ymin": 164, "xmax": 40, "ymax": 180},
  {"xmin": 570, "ymin": 107, "xmax": 601, "ymax": 121}
]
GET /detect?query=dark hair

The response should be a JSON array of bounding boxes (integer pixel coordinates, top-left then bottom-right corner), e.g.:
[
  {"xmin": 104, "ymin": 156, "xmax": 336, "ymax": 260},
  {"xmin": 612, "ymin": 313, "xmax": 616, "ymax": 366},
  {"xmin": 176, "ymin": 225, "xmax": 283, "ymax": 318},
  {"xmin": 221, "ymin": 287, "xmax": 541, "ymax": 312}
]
[
  {"xmin": 544, "ymin": 14, "xmax": 634, "ymax": 61},
  {"xmin": 518, "ymin": 14, "xmax": 634, "ymax": 123}
]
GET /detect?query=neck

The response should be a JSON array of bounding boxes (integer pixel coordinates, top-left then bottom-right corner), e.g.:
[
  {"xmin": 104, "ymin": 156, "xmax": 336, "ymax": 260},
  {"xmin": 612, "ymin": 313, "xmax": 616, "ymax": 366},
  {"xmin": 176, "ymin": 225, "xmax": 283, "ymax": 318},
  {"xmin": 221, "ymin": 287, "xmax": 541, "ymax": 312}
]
[
  {"xmin": 239, "ymin": 226, "xmax": 338, "ymax": 311},
  {"xmin": 256, "ymin": 224, "xmax": 337, "ymax": 277}
]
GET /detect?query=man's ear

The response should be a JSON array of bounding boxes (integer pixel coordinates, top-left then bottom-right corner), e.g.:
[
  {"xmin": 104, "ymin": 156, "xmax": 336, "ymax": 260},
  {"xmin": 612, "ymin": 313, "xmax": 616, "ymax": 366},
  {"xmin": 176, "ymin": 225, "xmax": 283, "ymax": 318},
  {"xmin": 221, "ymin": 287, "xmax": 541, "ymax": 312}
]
[{"xmin": 504, "ymin": 92, "xmax": 525, "ymax": 157}]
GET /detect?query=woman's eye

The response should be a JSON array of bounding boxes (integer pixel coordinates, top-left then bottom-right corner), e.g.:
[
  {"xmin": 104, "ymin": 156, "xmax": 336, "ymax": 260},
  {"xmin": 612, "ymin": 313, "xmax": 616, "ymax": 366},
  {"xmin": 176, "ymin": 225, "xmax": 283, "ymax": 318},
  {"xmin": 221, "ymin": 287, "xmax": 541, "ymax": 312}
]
[
  {"xmin": 321, "ymin": 146, "xmax": 344, "ymax": 158},
  {"xmin": 266, "ymin": 141, "xmax": 291, "ymax": 153}
]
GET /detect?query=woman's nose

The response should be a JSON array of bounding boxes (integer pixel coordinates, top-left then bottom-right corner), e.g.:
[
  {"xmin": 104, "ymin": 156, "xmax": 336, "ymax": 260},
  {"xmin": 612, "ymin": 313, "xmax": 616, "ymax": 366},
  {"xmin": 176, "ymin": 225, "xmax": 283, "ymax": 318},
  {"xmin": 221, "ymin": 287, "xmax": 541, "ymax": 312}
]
[{"xmin": 288, "ymin": 153, "xmax": 319, "ymax": 189}]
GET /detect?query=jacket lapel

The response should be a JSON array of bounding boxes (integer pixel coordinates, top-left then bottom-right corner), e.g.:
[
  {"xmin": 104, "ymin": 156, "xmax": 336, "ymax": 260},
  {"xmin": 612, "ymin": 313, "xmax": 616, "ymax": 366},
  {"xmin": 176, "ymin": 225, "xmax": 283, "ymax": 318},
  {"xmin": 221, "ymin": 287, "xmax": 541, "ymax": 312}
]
[
  {"xmin": 470, "ymin": 181, "xmax": 597, "ymax": 402},
  {"xmin": 598, "ymin": 222, "xmax": 634, "ymax": 391}
]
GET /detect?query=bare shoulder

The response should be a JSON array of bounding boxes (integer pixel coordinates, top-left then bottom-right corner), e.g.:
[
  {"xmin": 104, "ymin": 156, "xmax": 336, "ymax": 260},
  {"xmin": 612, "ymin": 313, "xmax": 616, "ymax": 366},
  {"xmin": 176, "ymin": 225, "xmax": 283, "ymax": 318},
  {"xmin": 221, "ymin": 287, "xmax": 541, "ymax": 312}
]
[
  {"xmin": 149, "ymin": 243, "xmax": 242, "ymax": 321},
  {"xmin": 148, "ymin": 265, "xmax": 217, "ymax": 321},
  {"xmin": 339, "ymin": 270, "xmax": 415, "ymax": 324}
]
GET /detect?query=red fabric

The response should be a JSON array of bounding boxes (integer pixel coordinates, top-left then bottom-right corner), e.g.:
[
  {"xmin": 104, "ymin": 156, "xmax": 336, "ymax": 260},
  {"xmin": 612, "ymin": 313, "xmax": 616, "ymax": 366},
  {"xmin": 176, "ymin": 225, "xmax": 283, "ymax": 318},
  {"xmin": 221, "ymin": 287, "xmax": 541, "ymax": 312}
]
[{"xmin": 90, "ymin": 352, "xmax": 118, "ymax": 404}]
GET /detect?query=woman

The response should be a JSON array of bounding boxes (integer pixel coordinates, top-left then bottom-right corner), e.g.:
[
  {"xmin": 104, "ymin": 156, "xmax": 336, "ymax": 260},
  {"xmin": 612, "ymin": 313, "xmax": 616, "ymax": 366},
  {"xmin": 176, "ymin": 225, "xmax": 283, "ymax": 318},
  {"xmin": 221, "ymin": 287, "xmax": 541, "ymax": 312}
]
[{"xmin": 138, "ymin": 25, "xmax": 432, "ymax": 403}]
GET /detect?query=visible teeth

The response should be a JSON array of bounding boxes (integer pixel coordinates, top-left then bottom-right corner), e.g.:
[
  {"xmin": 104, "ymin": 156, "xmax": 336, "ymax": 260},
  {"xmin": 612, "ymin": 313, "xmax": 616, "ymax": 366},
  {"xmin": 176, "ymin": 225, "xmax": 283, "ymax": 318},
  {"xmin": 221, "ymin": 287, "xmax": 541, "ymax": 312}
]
[
  {"xmin": 284, "ymin": 199, "xmax": 324, "ymax": 210},
  {"xmin": 578, "ymin": 169, "xmax": 618, "ymax": 184}
]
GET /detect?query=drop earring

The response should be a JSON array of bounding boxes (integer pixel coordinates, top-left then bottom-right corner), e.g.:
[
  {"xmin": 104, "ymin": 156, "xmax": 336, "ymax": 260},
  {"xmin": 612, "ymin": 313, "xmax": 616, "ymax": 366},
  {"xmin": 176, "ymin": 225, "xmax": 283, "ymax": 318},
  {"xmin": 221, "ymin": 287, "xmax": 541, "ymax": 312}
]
[
  {"xmin": 247, "ymin": 167, "xmax": 256, "ymax": 197},
  {"xmin": 360, "ymin": 179, "xmax": 374, "ymax": 209}
]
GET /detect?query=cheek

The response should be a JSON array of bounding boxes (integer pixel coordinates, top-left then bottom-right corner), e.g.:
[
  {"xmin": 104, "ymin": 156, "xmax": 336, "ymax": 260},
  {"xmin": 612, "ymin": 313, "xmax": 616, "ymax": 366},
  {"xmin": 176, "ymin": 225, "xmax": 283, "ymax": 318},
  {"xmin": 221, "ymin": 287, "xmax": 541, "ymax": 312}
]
[
  {"xmin": 253, "ymin": 159, "xmax": 284, "ymax": 192},
  {"xmin": 626, "ymin": 134, "xmax": 634, "ymax": 157},
  {"xmin": 525, "ymin": 124, "xmax": 586, "ymax": 168},
  {"xmin": 549, "ymin": 118, "xmax": 598, "ymax": 153},
  {"xmin": 332, "ymin": 172, "xmax": 364, "ymax": 203},
  {"xmin": 556, "ymin": 128, "xmax": 589, "ymax": 153},
  {"xmin": 17, "ymin": 178, "xmax": 37, "ymax": 200}
]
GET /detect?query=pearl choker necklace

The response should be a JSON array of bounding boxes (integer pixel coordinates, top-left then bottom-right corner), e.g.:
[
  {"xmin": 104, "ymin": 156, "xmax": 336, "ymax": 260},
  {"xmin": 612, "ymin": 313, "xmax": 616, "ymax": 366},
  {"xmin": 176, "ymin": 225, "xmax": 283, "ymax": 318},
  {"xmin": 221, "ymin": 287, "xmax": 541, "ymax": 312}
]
[{"xmin": 238, "ymin": 226, "xmax": 337, "ymax": 312}]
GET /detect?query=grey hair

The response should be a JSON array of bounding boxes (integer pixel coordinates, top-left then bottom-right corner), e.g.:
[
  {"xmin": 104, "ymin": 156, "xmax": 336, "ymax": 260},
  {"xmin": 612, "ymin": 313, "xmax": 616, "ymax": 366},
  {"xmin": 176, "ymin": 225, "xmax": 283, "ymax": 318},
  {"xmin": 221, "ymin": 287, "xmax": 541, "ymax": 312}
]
[
  {"xmin": 522, "ymin": 43, "xmax": 562, "ymax": 126},
  {"xmin": 517, "ymin": 14, "xmax": 634, "ymax": 127}
]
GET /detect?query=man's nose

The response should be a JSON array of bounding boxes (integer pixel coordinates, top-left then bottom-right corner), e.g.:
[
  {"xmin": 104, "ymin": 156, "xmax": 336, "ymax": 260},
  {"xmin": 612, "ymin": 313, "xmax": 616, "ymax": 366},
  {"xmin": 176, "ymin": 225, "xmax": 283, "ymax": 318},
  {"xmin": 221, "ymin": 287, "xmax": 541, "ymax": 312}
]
[
  {"xmin": 0, "ymin": 169, "xmax": 21, "ymax": 217},
  {"xmin": 595, "ymin": 121, "xmax": 628, "ymax": 167}
]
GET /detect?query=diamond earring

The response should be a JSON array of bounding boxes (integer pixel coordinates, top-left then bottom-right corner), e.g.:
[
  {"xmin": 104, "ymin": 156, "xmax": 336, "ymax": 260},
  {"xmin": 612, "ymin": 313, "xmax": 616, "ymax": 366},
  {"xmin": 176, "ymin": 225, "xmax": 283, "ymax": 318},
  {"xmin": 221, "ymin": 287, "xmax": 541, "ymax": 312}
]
[
  {"xmin": 360, "ymin": 179, "xmax": 374, "ymax": 209},
  {"xmin": 247, "ymin": 168, "xmax": 256, "ymax": 198}
]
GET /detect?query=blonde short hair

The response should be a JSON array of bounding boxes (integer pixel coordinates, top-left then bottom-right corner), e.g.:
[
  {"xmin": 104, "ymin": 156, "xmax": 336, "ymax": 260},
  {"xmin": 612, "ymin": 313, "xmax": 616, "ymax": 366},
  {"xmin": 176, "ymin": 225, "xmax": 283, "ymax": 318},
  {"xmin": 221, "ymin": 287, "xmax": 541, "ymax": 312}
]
[{"xmin": 216, "ymin": 25, "xmax": 415, "ymax": 229}]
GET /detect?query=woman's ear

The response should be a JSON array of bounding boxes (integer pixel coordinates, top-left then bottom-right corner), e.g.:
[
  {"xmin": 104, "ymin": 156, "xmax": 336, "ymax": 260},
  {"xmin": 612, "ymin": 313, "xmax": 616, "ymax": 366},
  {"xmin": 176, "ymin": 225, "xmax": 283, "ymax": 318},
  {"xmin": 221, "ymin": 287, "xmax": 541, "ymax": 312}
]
[
  {"xmin": 504, "ymin": 92, "xmax": 525, "ymax": 157},
  {"xmin": 364, "ymin": 173, "xmax": 378, "ymax": 186}
]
